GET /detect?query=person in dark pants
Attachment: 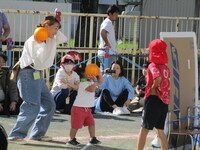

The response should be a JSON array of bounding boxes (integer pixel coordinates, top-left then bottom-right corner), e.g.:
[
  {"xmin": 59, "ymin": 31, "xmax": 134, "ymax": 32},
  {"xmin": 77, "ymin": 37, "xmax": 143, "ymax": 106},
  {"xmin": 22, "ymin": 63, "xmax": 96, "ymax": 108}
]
[
  {"xmin": 128, "ymin": 62, "xmax": 150, "ymax": 112},
  {"xmin": 51, "ymin": 54, "xmax": 80, "ymax": 114},
  {"xmin": 0, "ymin": 53, "xmax": 20, "ymax": 116},
  {"xmin": 137, "ymin": 39, "xmax": 170, "ymax": 150},
  {"xmin": 95, "ymin": 60, "xmax": 134, "ymax": 115}
]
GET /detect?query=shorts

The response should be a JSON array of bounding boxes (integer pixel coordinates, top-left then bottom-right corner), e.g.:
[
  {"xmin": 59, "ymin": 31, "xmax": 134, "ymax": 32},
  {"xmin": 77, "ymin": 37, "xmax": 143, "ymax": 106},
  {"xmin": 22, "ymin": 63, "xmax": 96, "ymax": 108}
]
[
  {"xmin": 141, "ymin": 95, "xmax": 168, "ymax": 130},
  {"xmin": 71, "ymin": 106, "xmax": 95, "ymax": 129}
]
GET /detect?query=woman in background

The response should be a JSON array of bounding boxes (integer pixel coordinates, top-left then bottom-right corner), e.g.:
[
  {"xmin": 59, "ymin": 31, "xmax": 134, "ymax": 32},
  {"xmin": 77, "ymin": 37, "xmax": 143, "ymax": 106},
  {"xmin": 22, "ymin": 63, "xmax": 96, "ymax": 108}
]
[{"xmin": 95, "ymin": 60, "xmax": 134, "ymax": 115}]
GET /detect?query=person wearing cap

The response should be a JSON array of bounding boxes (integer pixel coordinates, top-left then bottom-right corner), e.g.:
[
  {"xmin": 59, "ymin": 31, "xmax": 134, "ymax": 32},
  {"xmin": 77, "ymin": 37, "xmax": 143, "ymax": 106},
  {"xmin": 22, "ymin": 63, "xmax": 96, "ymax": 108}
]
[
  {"xmin": 51, "ymin": 54, "xmax": 80, "ymax": 114},
  {"xmin": 137, "ymin": 39, "xmax": 170, "ymax": 150},
  {"xmin": 8, "ymin": 15, "xmax": 67, "ymax": 144},
  {"xmin": 98, "ymin": 4, "xmax": 119, "ymax": 72}
]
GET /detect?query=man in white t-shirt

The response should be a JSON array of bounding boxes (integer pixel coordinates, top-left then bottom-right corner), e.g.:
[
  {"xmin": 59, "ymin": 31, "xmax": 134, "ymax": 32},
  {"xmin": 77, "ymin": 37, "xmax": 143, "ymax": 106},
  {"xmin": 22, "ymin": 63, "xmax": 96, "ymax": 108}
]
[{"xmin": 98, "ymin": 5, "xmax": 119, "ymax": 72}]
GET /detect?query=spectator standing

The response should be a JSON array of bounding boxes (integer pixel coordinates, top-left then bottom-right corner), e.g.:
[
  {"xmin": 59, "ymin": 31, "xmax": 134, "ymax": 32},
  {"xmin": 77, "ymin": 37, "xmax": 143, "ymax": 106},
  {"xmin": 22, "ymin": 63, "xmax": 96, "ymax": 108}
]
[
  {"xmin": 8, "ymin": 15, "xmax": 67, "ymax": 144},
  {"xmin": 0, "ymin": 12, "xmax": 10, "ymax": 52},
  {"xmin": 137, "ymin": 39, "xmax": 170, "ymax": 150},
  {"xmin": 98, "ymin": 5, "xmax": 119, "ymax": 71}
]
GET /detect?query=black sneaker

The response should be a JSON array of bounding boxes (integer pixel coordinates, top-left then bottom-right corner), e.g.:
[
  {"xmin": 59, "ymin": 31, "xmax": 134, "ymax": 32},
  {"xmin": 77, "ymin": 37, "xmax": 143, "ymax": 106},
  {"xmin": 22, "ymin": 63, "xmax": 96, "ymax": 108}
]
[
  {"xmin": 88, "ymin": 137, "xmax": 101, "ymax": 145},
  {"xmin": 66, "ymin": 138, "xmax": 80, "ymax": 146}
]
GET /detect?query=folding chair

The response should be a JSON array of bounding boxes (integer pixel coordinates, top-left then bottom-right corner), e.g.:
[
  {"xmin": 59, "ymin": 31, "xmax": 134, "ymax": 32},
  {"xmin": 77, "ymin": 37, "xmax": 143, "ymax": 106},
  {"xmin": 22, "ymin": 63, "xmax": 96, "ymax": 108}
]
[
  {"xmin": 187, "ymin": 106, "xmax": 200, "ymax": 130},
  {"xmin": 187, "ymin": 106, "xmax": 200, "ymax": 149},
  {"xmin": 168, "ymin": 108, "xmax": 200, "ymax": 150}
]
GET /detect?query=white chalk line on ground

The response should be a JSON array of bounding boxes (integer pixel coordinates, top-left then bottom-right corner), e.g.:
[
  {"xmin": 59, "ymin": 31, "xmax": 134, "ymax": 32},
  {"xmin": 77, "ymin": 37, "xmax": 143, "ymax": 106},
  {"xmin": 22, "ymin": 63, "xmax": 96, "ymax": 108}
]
[
  {"xmin": 52, "ymin": 134, "xmax": 155, "ymax": 141},
  {"xmin": 80, "ymin": 144, "xmax": 91, "ymax": 150}
]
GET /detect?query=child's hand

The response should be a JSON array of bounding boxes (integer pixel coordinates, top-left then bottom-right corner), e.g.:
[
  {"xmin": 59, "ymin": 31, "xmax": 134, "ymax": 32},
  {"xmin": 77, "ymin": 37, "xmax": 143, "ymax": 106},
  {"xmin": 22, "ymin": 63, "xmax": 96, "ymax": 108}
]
[
  {"xmin": 59, "ymin": 78, "xmax": 67, "ymax": 84},
  {"xmin": 87, "ymin": 75, "xmax": 97, "ymax": 81},
  {"xmin": 66, "ymin": 82, "xmax": 73, "ymax": 90}
]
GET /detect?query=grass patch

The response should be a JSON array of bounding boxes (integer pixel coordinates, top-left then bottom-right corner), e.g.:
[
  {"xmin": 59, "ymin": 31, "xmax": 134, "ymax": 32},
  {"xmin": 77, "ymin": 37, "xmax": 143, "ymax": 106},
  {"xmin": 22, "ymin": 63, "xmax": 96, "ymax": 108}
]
[{"xmin": 60, "ymin": 39, "xmax": 138, "ymax": 49}]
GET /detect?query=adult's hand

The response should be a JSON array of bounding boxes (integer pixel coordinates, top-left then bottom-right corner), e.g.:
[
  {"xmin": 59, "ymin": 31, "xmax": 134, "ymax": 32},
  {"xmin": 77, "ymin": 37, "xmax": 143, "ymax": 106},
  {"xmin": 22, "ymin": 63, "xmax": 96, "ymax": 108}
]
[
  {"xmin": 0, "ymin": 35, "xmax": 6, "ymax": 42},
  {"xmin": 112, "ymin": 104, "xmax": 118, "ymax": 109},
  {"xmin": 0, "ymin": 103, "xmax": 3, "ymax": 112},
  {"xmin": 124, "ymin": 99, "xmax": 131, "ymax": 107},
  {"xmin": 9, "ymin": 102, "xmax": 16, "ymax": 111}
]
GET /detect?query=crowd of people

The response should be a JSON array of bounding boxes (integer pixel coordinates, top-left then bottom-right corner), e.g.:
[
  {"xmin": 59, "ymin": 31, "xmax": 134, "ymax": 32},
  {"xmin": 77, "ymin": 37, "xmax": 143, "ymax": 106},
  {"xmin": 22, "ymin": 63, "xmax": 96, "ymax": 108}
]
[{"xmin": 0, "ymin": 4, "xmax": 171, "ymax": 150}]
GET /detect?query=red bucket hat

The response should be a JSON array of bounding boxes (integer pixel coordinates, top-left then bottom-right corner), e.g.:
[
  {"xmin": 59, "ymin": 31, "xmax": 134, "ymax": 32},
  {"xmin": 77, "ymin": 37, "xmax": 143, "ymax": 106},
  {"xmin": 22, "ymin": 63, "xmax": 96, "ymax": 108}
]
[
  {"xmin": 146, "ymin": 39, "xmax": 168, "ymax": 64},
  {"xmin": 61, "ymin": 54, "xmax": 75, "ymax": 65}
]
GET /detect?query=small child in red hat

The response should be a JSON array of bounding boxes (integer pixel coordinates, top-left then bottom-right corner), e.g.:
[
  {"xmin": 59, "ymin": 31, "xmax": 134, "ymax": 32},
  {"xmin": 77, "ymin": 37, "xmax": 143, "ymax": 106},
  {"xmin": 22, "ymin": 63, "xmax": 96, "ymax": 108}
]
[
  {"xmin": 51, "ymin": 54, "xmax": 80, "ymax": 114},
  {"xmin": 137, "ymin": 39, "xmax": 170, "ymax": 150}
]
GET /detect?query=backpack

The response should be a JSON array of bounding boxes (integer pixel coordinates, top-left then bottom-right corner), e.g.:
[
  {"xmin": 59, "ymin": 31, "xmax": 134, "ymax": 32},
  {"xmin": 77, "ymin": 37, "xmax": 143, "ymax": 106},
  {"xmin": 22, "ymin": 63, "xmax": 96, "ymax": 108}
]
[{"xmin": 0, "ymin": 124, "xmax": 8, "ymax": 150}]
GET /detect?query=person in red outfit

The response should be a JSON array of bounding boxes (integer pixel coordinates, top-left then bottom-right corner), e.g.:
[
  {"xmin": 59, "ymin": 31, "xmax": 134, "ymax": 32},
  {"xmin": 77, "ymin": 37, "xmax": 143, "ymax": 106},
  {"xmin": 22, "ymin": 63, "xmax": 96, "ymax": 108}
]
[{"xmin": 137, "ymin": 39, "xmax": 170, "ymax": 150}]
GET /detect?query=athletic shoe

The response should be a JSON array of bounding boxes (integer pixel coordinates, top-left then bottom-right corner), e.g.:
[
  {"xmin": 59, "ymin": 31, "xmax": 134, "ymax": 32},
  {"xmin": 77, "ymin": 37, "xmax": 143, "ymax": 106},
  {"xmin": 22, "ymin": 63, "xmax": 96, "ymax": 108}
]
[
  {"xmin": 66, "ymin": 138, "xmax": 80, "ymax": 146},
  {"xmin": 88, "ymin": 137, "xmax": 101, "ymax": 145},
  {"xmin": 122, "ymin": 106, "xmax": 131, "ymax": 115},
  {"xmin": 151, "ymin": 136, "xmax": 161, "ymax": 148},
  {"xmin": 8, "ymin": 138, "xmax": 27, "ymax": 145},
  {"xmin": 128, "ymin": 103, "xmax": 140, "ymax": 112},
  {"xmin": 112, "ymin": 107, "xmax": 124, "ymax": 115}
]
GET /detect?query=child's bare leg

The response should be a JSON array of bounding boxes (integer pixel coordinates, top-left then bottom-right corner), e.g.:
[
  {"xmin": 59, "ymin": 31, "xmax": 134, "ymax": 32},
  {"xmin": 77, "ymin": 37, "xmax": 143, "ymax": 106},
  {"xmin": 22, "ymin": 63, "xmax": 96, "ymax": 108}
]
[
  {"xmin": 155, "ymin": 128, "xmax": 168, "ymax": 150},
  {"xmin": 88, "ymin": 125, "xmax": 95, "ymax": 138},
  {"xmin": 137, "ymin": 127, "xmax": 149, "ymax": 150},
  {"xmin": 69, "ymin": 128, "xmax": 78, "ymax": 139}
]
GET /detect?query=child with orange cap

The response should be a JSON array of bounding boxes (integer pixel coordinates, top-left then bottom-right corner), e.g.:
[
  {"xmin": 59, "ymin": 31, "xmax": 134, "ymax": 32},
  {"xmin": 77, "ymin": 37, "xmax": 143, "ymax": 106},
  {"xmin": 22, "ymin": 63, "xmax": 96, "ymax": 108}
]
[
  {"xmin": 137, "ymin": 39, "xmax": 170, "ymax": 150},
  {"xmin": 51, "ymin": 54, "xmax": 80, "ymax": 114}
]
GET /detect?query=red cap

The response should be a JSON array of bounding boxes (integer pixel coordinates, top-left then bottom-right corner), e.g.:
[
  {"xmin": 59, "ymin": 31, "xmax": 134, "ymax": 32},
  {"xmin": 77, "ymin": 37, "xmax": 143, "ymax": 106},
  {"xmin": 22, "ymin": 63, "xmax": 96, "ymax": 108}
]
[
  {"xmin": 147, "ymin": 39, "xmax": 168, "ymax": 64},
  {"xmin": 61, "ymin": 54, "xmax": 75, "ymax": 65},
  {"xmin": 146, "ymin": 39, "xmax": 167, "ymax": 52}
]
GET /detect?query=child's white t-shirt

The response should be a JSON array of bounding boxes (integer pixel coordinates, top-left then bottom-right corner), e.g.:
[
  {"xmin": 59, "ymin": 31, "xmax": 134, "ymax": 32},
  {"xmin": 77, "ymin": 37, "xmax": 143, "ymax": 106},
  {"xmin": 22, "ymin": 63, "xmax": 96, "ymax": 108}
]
[
  {"xmin": 51, "ymin": 67, "xmax": 80, "ymax": 94},
  {"xmin": 73, "ymin": 81, "xmax": 95, "ymax": 107}
]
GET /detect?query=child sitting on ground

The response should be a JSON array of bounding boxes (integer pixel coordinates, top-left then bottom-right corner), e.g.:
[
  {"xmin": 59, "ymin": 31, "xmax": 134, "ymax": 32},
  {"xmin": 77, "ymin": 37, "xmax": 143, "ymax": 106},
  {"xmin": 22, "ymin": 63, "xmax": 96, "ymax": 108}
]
[
  {"xmin": 51, "ymin": 54, "xmax": 79, "ymax": 114},
  {"xmin": 67, "ymin": 63, "xmax": 103, "ymax": 146}
]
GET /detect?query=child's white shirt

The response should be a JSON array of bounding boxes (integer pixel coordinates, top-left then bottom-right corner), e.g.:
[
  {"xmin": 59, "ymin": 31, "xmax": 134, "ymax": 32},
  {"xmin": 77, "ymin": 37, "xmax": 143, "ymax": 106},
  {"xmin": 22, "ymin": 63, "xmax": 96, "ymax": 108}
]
[
  {"xmin": 51, "ymin": 67, "xmax": 80, "ymax": 94},
  {"xmin": 73, "ymin": 81, "xmax": 95, "ymax": 107}
]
